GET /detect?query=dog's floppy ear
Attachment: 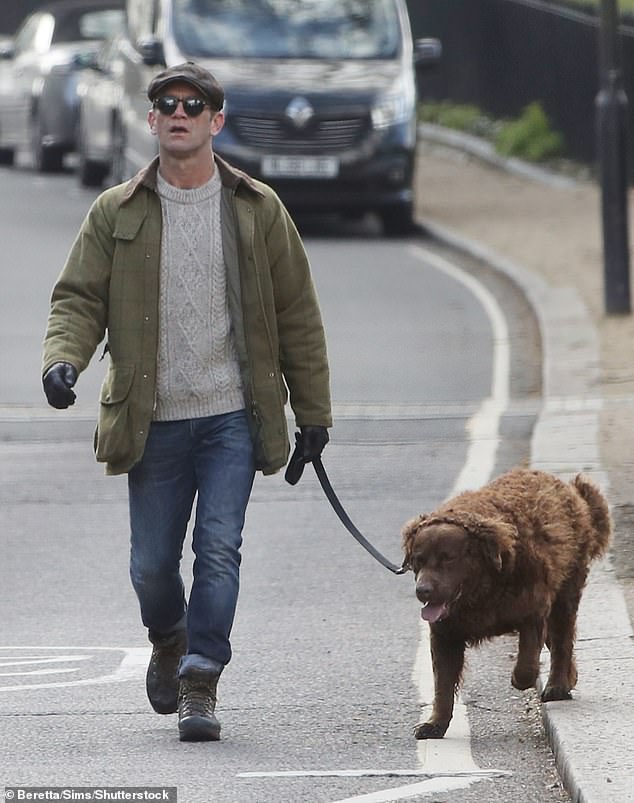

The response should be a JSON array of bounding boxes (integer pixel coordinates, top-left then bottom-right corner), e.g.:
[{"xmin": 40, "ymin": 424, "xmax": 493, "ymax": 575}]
[
  {"xmin": 400, "ymin": 514, "xmax": 428, "ymax": 570},
  {"xmin": 467, "ymin": 516, "xmax": 517, "ymax": 573}
]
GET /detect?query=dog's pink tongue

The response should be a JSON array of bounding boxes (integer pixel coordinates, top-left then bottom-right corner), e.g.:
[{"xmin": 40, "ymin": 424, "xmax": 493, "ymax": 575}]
[{"xmin": 421, "ymin": 603, "xmax": 446, "ymax": 623}]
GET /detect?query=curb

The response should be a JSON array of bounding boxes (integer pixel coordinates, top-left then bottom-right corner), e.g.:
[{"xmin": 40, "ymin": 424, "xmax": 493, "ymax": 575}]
[
  {"xmin": 415, "ymin": 204, "xmax": 634, "ymax": 803},
  {"xmin": 418, "ymin": 122, "xmax": 580, "ymax": 190}
]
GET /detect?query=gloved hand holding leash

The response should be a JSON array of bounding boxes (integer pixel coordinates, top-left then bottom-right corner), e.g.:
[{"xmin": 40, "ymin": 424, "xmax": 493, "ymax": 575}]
[{"xmin": 284, "ymin": 425, "xmax": 328, "ymax": 485}]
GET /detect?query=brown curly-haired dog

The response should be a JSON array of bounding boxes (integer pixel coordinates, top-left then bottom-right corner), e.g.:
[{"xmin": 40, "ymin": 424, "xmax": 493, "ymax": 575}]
[{"xmin": 401, "ymin": 468, "xmax": 611, "ymax": 740}]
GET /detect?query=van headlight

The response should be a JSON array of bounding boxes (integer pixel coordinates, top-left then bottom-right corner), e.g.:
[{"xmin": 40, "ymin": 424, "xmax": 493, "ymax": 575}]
[{"xmin": 371, "ymin": 79, "xmax": 415, "ymax": 129}]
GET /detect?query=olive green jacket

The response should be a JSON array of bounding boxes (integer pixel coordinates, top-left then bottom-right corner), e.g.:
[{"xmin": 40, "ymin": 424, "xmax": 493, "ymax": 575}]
[{"xmin": 42, "ymin": 157, "xmax": 332, "ymax": 475}]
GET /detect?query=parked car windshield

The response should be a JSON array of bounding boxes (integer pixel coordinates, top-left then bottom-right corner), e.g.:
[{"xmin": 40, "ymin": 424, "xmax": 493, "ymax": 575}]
[
  {"xmin": 173, "ymin": 0, "xmax": 401, "ymax": 59},
  {"xmin": 11, "ymin": 8, "xmax": 123, "ymax": 55},
  {"xmin": 71, "ymin": 9, "xmax": 125, "ymax": 41}
]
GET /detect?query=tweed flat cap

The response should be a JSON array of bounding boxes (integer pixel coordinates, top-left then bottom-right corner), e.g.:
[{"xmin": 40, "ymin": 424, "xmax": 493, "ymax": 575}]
[{"xmin": 147, "ymin": 62, "xmax": 224, "ymax": 110}]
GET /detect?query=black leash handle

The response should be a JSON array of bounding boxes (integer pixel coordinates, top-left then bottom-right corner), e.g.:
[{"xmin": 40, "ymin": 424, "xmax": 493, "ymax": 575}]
[{"xmin": 285, "ymin": 433, "xmax": 406, "ymax": 575}]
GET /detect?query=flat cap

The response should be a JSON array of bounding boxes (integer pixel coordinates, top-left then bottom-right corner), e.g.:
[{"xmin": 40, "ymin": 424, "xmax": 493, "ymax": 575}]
[{"xmin": 147, "ymin": 62, "xmax": 224, "ymax": 110}]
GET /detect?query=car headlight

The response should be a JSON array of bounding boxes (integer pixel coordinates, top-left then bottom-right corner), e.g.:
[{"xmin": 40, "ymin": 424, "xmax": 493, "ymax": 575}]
[{"xmin": 371, "ymin": 78, "xmax": 415, "ymax": 129}]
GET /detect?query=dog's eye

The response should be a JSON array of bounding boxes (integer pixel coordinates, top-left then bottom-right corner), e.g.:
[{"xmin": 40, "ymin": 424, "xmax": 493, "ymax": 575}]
[{"xmin": 439, "ymin": 552, "xmax": 457, "ymax": 564}]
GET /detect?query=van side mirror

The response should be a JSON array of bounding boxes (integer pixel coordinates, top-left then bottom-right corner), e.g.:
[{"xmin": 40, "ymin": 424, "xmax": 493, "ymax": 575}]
[
  {"xmin": 0, "ymin": 38, "xmax": 15, "ymax": 60},
  {"xmin": 137, "ymin": 36, "xmax": 165, "ymax": 66},
  {"xmin": 414, "ymin": 38, "xmax": 442, "ymax": 68}
]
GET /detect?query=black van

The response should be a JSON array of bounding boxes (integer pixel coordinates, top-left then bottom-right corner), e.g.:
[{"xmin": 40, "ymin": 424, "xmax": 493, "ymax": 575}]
[{"xmin": 113, "ymin": 0, "xmax": 440, "ymax": 235}]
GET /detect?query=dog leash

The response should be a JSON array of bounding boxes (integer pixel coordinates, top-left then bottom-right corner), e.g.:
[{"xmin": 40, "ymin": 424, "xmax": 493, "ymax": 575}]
[{"xmin": 285, "ymin": 433, "xmax": 406, "ymax": 575}]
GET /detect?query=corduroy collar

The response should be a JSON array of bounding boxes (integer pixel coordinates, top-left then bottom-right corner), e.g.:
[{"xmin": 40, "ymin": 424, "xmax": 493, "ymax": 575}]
[{"xmin": 121, "ymin": 154, "xmax": 265, "ymax": 204}]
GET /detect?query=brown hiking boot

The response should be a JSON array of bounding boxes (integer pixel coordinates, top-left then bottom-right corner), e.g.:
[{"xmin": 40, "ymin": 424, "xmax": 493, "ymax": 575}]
[
  {"xmin": 178, "ymin": 668, "xmax": 221, "ymax": 742},
  {"xmin": 146, "ymin": 630, "xmax": 187, "ymax": 714}
]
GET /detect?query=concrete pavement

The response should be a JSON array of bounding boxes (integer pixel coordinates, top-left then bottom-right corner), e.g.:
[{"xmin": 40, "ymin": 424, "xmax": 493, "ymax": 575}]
[{"xmin": 414, "ymin": 126, "xmax": 634, "ymax": 803}]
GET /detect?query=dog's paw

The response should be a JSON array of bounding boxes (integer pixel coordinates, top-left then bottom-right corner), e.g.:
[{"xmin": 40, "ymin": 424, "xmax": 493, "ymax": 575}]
[
  {"xmin": 541, "ymin": 685, "xmax": 573, "ymax": 702},
  {"xmin": 413, "ymin": 720, "xmax": 449, "ymax": 739},
  {"xmin": 511, "ymin": 668, "xmax": 538, "ymax": 691}
]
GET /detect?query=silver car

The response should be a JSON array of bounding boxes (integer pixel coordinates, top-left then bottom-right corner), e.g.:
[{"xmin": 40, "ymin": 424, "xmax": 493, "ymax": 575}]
[
  {"xmin": 0, "ymin": 0, "xmax": 124, "ymax": 172},
  {"xmin": 75, "ymin": 34, "xmax": 125, "ymax": 186}
]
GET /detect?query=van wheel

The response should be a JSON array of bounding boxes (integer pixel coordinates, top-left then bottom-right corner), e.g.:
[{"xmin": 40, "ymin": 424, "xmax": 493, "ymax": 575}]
[
  {"xmin": 77, "ymin": 133, "xmax": 108, "ymax": 187},
  {"xmin": 0, "ymin": 147, "xmax": 14, "ymax": 166},
  {"xmin": 78, "ymin": 155, "xmax": 108, "ymax": 187},
  {"xmin": 76, "ymin": 117, "xmax": 108, "ymax": 187},
  {"xmin": 380, "ymin": 203, "xmax": 415, "ymax": 237},
  {"xmin": 31, "ymin": 113, "xmax": 64, "ymax": 173},
  {"xmin": 110, "ymin": 117, "xmax": 128, "ymax": 184}
]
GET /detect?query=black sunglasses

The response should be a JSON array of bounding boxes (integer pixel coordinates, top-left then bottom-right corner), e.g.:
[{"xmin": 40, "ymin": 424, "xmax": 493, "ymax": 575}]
[{"xmin": 153, "ymin": 95, "xmax": 211, "ymax": 118}]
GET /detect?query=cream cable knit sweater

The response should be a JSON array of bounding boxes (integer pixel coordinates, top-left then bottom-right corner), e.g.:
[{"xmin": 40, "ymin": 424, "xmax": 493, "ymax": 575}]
[{"xmin": 153, "ymin": 169, "xmax": 244, "ymax": 421}]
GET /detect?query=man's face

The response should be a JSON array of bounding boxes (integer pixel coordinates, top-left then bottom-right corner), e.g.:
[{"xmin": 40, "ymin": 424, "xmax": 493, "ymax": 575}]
[{"xmin": 147, "ymin": 80, "xmax": 224, "ymax": 156}]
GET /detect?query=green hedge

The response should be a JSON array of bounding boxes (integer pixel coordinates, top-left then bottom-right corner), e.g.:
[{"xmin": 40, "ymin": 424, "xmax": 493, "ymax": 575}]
[{"xmin": 419, "ymin": 101, "xmax": 564, "ymax": 163}]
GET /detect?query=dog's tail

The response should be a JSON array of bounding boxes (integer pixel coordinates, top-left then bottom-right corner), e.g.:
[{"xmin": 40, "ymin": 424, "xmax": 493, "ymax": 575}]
[{"xmin": 572, "ymin": 474, "xmax": 612, "ymax": 560}]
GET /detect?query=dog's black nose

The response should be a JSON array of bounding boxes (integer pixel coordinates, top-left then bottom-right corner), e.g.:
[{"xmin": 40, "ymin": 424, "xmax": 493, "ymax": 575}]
[{"xmin": 416, "ymin": 582, "xmax": 433, "ymax": 603}]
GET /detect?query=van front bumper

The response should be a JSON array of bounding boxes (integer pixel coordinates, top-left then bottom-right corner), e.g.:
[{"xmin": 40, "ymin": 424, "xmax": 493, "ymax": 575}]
[{"xmin": 217, "ymin": 146, "xmax": 415, "ymax": 215}]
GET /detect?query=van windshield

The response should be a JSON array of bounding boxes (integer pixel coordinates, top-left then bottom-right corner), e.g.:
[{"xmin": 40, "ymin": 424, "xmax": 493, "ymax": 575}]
[{"xmin": 172, "ymin": 0, "xmax": 401, "ymax": 59}]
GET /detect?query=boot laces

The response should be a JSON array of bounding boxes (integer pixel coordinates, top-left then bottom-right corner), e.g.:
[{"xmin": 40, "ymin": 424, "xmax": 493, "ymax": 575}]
[{"xmin": 179, "ymin": 679, "xmax": 217, "ymax": 717}]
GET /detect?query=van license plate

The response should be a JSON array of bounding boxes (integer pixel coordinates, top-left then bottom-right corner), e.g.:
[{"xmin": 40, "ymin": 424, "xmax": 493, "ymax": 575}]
[{"xmin": 261, "ymin": 156, "xmax": 339, "ymax": 178}]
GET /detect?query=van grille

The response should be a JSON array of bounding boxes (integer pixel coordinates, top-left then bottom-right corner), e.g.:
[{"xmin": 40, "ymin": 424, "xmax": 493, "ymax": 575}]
[{"xmin": 231, "ymin": 114, "xmax": 368, "ymax": 153}]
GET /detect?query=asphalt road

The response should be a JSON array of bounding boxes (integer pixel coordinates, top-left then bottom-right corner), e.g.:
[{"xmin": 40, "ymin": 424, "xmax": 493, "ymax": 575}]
[{"xmin": 0, "ymin": 165, "xmax": 569, "ymax": 802}]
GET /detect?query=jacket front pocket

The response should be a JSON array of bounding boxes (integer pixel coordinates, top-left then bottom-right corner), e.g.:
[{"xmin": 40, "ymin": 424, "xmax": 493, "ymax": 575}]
[
  {"xmin": 94, "ymin": 364, "xmax": 136, "ymax": 465},
  {"xmin": 249, "ymin": 377, "xmax": 289, "ymax": 472}
]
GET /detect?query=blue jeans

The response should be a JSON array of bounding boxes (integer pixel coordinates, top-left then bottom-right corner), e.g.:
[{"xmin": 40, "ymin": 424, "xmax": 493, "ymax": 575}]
[{"xmin": 128, "ymin": 411, "xmax": 255, "ymax": 675}]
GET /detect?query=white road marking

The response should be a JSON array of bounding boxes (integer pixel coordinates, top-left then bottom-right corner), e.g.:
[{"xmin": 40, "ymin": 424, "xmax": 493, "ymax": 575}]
[
  {"xmin": 238, "ymin": 771, "xmax": 510, "ymax": 803},
  {"xmin": 369, "ymin": 246, "xmax": 510, "ymax": 799},
  {"xmin": 0, "ymin": 647, "xmax": 149, "ymax": 692},
  {"xmin": 0, "ymin": 656, "xmax": 92, "ymax": 668},
  {"xmin": 0, "ymin": 667, "xmax": 81, "ymax": 677},
  {"xmin": 238, "ymin": 770, "xmax": 510, "ymax": 779},
  {"xmin": 412, "ymin": 627, "xmax": 480, "ymax": 774},
  {"xmin": 324, "ymin": 775, "xmax": 504, "ymax": 803},
  {"xmin": 409, "ymin": 246, "xmax": 510, "ymax": 495}
]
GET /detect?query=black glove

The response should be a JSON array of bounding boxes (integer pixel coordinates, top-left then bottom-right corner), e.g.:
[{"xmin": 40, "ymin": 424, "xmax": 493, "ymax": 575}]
[
  {"xmin": 300, "ymin": 425, "xmax": 329, "ymax": 461},
  {"xmin": 43, "ymin": 362, "xmax": 78, "ymax": 409},
  {"xmin": 284, "ymin": 426, "xmax": 329, "ymax": 485}
]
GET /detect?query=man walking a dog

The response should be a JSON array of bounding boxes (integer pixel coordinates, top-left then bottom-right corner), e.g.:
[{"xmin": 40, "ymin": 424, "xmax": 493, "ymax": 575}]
[{"xmin": 41, "ymin": 62, "xmax": 331, "ymax": 742}]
